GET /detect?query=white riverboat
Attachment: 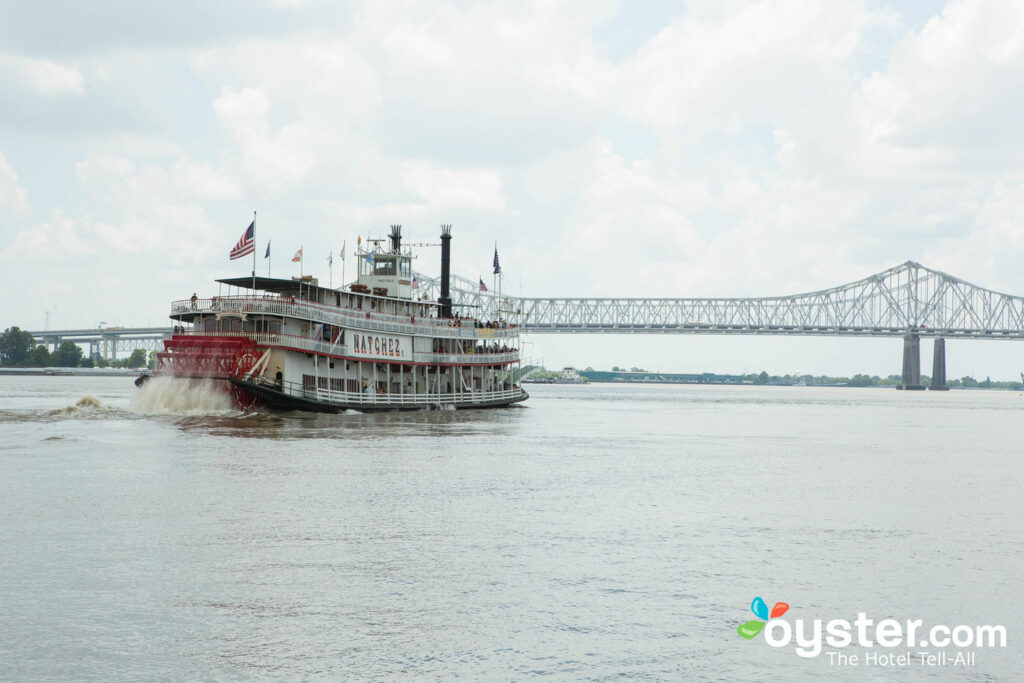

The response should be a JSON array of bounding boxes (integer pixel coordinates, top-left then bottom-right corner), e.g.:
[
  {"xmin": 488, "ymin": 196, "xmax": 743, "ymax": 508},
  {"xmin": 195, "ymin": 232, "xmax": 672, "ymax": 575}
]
[{"xmin": 154, "ymin": 226, "xmax": 529, "ymax": 412}]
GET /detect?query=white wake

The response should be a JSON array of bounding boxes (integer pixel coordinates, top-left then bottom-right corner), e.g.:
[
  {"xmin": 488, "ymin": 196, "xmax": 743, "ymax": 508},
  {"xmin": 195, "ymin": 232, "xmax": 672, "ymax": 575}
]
[{"xmin": 131, "ymin": 376, "xmax": 236, "ymax": 415}]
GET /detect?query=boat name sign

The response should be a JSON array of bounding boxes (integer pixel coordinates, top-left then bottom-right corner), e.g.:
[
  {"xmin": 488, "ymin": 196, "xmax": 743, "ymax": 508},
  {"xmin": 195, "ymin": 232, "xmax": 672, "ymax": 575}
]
[{"xmin": 350, "ymin": 332, "xmax": 412, "ymax": 361}]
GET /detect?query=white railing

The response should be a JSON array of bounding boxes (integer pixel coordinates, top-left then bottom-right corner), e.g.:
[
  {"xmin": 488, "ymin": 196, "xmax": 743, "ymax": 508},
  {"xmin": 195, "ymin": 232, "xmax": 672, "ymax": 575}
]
[
  {"xmin": 172, "ymin": 329, "xmax": 519, "ymax": 365},
  {"xmin": 412, "ymin": 351, "xmax": 519, "ymax": 364},
  {"xmin": 285, "ymin": 382, "xmax": 526, "ymax": 407},
  {"xmin": 171, "ymin": 296, "xmax": 519, "ymax": 340},
  {"xmin": 174, "ymin": 330, "xmax": 348, "ymax": 357}
]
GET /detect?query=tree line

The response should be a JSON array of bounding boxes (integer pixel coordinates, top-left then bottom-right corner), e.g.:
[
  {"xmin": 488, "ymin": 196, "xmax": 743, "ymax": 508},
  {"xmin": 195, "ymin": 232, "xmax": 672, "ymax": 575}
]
[{"xmin": 0, "ymin": 326, "xmax": 149, "ymax": 369}]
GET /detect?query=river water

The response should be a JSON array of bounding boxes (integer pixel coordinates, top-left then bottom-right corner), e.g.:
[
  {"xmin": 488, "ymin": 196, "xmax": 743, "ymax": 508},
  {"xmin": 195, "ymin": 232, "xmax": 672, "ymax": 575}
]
[{"xmin": 1, "ymin": 375, "xmax": 1021, "ymax": 681}]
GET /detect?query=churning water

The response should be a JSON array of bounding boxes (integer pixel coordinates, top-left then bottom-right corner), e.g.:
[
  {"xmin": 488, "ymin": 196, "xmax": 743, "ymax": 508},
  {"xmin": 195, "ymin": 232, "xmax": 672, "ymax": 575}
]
[
  {"xmin": 132, "ymin": 376, "xmax": 236, "ymax": 415},
  {"xmin": 1, "ymin": 375, "xmax": 1022, "ymax": 681}
]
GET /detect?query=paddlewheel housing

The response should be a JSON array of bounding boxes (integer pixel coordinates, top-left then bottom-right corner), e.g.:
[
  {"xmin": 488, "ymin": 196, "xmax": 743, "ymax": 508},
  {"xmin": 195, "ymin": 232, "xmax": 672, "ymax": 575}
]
[{"xmin": 155, "ymin": 335, "xmax": 263, "ymax": 410}]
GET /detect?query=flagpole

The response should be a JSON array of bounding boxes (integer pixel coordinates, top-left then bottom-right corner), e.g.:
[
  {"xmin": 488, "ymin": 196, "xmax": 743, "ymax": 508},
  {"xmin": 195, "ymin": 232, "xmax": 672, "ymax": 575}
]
[
  {"xmin": 251, "ymin": 211, "xmax": 257, "ymax": 293},
  {"xmin": 329, "ymin": 254, "xmax": 333, "ymax": 290}
]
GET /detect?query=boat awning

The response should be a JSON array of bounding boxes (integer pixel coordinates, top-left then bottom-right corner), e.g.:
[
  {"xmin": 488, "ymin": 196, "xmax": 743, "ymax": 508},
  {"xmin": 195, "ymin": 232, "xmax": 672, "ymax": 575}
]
[
  {"xmin": 216, "ymin": 276, "xmax": 325, "ymax": 297},
  {"xmin": 215, "ymin": 275, "xmax": 445, "ymax": 306}
]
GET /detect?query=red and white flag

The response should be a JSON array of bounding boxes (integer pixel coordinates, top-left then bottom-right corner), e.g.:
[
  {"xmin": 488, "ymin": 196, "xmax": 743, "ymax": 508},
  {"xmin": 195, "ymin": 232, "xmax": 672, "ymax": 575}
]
[
  {"xmin": 292, "ymin": 247, "xmax": 303, "ymax": 263},
  {"xmin": 229, "ymin": 221, "xmax": 255, "ymax": 260},
  {"xmin": 479, "ymin": 277, "xmax": 488, "ymax": 292}
]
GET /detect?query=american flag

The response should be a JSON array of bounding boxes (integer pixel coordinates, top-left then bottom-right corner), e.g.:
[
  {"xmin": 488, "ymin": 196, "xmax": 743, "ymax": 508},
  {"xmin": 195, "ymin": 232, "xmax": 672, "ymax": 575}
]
[
  {"xmin": 492, "ymin": 246, "xmax": 501, "ymax": 275},
  {"xmin": 411, "ymin": 276, "xmax": 419, "ymax": 290},
  {"xmin": 229, "ymin": 221, "xmax": 255, "ymax": 260},
  {"xmin": 479, "ymin": 277, "xmax": 488, "ymax": 292}
]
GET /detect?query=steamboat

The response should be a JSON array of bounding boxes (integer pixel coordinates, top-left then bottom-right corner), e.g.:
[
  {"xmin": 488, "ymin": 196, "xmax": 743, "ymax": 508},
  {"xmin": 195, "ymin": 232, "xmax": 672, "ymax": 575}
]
[{"xmin": 153, "ymin": 226, "xmax": 529, "ymax": 412}]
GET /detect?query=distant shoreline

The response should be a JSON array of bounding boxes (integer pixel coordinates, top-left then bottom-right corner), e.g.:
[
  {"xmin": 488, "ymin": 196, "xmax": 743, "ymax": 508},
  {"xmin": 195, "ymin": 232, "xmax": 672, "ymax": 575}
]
[{"xmin": 0, "ymin": 367, "xmax": 144, "ymax": 378}]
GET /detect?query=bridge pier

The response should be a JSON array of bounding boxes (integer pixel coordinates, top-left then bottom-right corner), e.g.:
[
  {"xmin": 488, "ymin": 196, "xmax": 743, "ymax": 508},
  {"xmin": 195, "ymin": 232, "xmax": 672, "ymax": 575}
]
[
  {"xmin": 898, "ymin": 334, "xmax": 926, "ymax": 390},
  {"xmin": 930, "ymin": 337, "xmax": 949, "ymax": 390}
]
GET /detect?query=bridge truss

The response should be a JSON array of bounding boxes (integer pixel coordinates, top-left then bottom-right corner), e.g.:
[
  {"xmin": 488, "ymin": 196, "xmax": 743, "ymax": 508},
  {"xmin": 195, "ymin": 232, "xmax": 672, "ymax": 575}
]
[{"xmin": 419, "ymin": 261, "xmax": 1024, "ymax": 339}]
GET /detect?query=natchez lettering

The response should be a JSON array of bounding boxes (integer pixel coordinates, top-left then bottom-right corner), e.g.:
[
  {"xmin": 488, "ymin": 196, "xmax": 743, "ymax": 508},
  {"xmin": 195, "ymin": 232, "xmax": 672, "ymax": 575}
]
[{"xmin": 351, "ymin": 333, "xmax": 407, "ymax": 358}]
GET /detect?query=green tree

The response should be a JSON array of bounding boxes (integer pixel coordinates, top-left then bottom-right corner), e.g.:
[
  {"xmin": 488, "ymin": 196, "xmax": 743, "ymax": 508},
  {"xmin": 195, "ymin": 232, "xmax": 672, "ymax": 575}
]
[
  {"xmin": 754, "ymin": 371, "xmax": 769, "ymax": 385},
  {"xmin": 961, "ymin": 375, "xmax": 978, "ymax": 388},
  {"xmin": 53, "ymin": 341, "xmax": 84, "ymax": 367},
  {"xmin": 28, "ymin": 345, "xmax": 51, "ymax": 367},
  {"xmin": 126, "ymin": 349, "xmax": 148, "ymax": 368},
  {"xmin": 0, "ymin": 326, "xmax": 36, "ymax": 366},
  {"xmin": 79, "ymin": 356, "xmax": 94, "ymax": 368}
]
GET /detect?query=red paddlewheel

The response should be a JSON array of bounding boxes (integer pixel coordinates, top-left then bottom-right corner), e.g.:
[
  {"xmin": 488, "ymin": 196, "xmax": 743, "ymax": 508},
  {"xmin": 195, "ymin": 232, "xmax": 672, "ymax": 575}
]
[
  {"xmin": 229, "ymin": 383, "xmax": 262, "ymax": 411},
  {"xmin": 156, "ymin": 335, "xmax": 261, "ymax": 380}
]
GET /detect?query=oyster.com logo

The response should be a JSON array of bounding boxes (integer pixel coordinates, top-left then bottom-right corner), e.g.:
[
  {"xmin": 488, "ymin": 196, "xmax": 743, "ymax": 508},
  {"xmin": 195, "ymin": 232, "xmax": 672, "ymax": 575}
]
[{"xmin": 738, "ymin": 597, "xmax": 789, "ymax": 639}]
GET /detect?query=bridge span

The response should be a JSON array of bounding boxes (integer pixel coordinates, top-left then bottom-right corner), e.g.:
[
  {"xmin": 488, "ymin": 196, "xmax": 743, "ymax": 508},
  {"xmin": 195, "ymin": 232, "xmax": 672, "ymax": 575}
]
[{"xmin": 27, "ymin": 262, "xmax": 1024, "ymax": 390}]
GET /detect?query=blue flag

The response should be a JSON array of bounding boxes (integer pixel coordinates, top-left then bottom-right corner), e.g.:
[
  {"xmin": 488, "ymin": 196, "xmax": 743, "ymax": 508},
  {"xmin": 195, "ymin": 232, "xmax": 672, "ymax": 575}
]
[
  {"xmin": 264, "ymin": 240, "xmax": 270, "ymax": 258},
  {"xmin": 493, "ymin": 246, "xmax": 501, "ymax": 275}
]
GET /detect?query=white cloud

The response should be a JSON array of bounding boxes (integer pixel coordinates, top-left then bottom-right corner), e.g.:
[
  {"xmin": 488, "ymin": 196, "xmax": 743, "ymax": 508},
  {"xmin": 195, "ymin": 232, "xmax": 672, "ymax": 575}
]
[
  {"xmin": 402, "ymin": 162, "xmax": 504, "ymax": 211},
  {"xmin": 212, "ymin": 85, "xmax": 315, "ymax": 190},
  {"xmin": 3, "ymin": 211, "xmax": 96, "ymax": 262},
  {"xmin": 0, "ymin": 150, "xmax": 29, "ymax": 216},
  {"xmin": 0, "ymin": 54, "xmax": 85, "ymax": 95}
]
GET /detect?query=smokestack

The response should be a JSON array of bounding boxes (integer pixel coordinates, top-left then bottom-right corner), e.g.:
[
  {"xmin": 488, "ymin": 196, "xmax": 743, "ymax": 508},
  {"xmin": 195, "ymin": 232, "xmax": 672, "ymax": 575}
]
[
  {"xmin": 389, "ymin": 224, "xmax": 402, "ymax": 253},
  {"xmin": 439, "ymin": 224, "xmax": 452, "ymax": 318}
]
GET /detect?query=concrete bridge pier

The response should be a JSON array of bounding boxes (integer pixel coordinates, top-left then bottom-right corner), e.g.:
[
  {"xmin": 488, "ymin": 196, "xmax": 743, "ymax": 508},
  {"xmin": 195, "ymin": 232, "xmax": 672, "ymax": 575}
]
[
  {"xmin": 930, "ymin": 337, "xmax": 949, "ymax": 390},
  {"xmin": 898, "ymin": 334, "xmax": 926, "ymax": 390}
]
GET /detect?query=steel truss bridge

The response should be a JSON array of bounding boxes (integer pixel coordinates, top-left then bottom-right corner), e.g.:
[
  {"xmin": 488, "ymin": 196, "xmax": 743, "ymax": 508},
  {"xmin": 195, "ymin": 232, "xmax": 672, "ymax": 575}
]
[
  {"xmin": 417, "ymin": 261, "xmax": 1024, "ymax": 339},
  {"xmin": 27, "ymin": 262, "xmax": 1024, "ymax": 387}
]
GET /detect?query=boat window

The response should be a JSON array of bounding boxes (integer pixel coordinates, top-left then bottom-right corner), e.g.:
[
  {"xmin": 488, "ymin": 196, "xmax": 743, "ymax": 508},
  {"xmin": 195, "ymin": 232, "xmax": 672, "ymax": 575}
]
[
  {"xmin": 400, "ymin": 258, "xmax": 411, "ymax": 278},
  {"xmin": 374, "ymin": 257, "xmax": 396, "ymax": 276}
]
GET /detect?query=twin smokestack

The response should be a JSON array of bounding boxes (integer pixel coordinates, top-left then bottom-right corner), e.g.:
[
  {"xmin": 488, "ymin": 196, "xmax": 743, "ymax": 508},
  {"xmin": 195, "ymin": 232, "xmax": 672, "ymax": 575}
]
[
  {"xmin": 386, "ymin": 223, "xmax": 454, "ymax": 318},
  {"xmin": 439, "ymin": 224, "xmax": 453, "ymax": 319}
]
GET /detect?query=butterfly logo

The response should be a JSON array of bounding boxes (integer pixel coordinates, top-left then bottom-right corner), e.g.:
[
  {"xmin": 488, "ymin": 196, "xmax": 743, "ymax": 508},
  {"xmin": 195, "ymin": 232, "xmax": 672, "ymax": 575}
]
[{"xmin": 738, "ymin": 597, "xmax": 789, "ymax": 639}]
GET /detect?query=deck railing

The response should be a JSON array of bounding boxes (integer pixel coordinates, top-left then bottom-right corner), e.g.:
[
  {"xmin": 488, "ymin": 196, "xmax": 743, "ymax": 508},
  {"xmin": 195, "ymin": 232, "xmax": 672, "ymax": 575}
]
[
  {"xmin": 257, "ymin": 376, "xmax": 526, "ymax": 407},
  {"xmin": 171, "ymin": 330, "xmax": 519, "ymax": 364},
  {"xmin": 170, "ymin": 296, "xmax": 519, "ymax": 340}
]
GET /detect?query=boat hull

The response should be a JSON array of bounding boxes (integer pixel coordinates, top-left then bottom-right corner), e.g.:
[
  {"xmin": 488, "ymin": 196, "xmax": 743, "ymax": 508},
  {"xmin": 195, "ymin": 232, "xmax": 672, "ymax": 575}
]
[{"xmin": 229, "ymin": 378, "xmax": 529, "ymax": 413}]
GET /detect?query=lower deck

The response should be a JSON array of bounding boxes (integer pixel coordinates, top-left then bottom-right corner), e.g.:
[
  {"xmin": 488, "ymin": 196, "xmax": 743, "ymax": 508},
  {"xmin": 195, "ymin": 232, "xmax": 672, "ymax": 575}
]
[{"xmin": 236, "ymin": 376, "xmax": 528, "ymax": 413}]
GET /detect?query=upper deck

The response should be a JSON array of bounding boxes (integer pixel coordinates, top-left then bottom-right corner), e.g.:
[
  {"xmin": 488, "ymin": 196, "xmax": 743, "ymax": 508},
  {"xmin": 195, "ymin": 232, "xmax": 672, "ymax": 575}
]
[{"xmin": 171, "ymin": 294, "xmax": 519, "ymax": 340}]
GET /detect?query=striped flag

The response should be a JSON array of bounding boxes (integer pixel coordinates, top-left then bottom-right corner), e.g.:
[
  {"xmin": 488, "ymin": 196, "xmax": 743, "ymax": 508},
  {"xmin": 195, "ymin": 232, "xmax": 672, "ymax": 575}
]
[
  {"xmin": 492, "ymin": 245, "xmax": 501, "ymax": 275},
  {"xmin": 411, "ymin": 276, "xmax": 419, "ymax": 290},
  {"xmin": 229, "ymin": 221, "xmax": 255, "ymax": 260},
  {"xmin": 479, "ymin": 277, "xmax": 488, "ymax": 292},
  {"xmin": 292, "ymin": 247, "xmax": 302, "ymax": 263},
  {"xmin": 340, "ymin": 241, "xmax": 346, "ymax": 259}
]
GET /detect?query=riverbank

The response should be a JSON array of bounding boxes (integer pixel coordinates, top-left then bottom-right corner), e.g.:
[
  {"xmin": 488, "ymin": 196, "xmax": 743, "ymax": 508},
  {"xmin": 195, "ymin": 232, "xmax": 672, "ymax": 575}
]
[{"xmin": 0, "ymin": 367, "xmax": 145, "ymax": 378}]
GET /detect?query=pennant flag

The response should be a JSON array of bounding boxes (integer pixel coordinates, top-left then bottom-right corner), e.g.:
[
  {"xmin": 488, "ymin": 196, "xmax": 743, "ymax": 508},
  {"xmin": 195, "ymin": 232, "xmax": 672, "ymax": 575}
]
[
  {"xmin": 264, "ymin": 240, "xmax": 270, "ymax": 259},
  {"xmin": 340, "ymin": 240, "xmax": 346, "ymax": 259},
  {"xmin": 229, "ymin": 221, "xmax": 255, "ymax": 260},
  {"xmin": 411, "ymin": 276, "xmax": 419, "ymax": 290},
  {"xmin": 492, "ymin": 245, "xmax": 501, "ymax": 275},
  {"xmin": 292, "ymin": 247, "xmax": 303, "ymax": 263},
  {"xmin": 479, "ymin": 277, "xmax": 488, "ymax": 292}
]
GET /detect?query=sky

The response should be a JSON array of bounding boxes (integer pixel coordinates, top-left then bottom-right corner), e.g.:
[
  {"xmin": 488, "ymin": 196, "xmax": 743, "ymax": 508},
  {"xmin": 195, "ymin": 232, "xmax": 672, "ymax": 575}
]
[{"xmin": 2, "ymin": 0, "xmax": 1024, "ymax": 379}]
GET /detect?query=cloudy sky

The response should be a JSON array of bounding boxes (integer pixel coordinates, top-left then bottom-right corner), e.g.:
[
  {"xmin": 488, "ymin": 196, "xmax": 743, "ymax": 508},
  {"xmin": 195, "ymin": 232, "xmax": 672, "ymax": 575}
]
[{"xmin": 2, "ymin": 0, "xmax": 1024, "ymax": 378}]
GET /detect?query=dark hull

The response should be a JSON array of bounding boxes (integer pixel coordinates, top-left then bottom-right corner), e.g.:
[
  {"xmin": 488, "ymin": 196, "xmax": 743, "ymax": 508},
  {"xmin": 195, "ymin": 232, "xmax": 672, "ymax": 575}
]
[{"xmin": 229, "ymin": 378, "xmax": 529, "ymax": 413}]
